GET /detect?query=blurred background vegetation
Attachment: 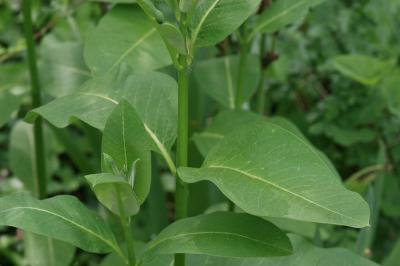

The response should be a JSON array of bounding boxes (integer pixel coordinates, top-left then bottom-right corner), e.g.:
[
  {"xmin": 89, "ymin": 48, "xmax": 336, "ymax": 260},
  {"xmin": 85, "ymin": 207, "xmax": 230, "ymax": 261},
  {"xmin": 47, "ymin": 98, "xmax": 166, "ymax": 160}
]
[{"xmin": 0, "ymin": 0, "xmax": 399, "ymax": 265}]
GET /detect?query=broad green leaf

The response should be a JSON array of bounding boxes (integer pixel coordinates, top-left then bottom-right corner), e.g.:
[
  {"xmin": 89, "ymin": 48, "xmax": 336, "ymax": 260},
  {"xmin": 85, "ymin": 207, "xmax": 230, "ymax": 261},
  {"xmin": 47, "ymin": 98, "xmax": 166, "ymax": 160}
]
[
  {"xmin": 143, "ymin": 212, "xmax": 291, "ymax": 259},
  {"xmin": 188, "ymin": 234, "xmax": 378, "ymax": 266},
  {"xmin": 0, "ymin": 193, "xmax": 123, "ymax": 257},
  {"xmin": 9, "ymin": 121, "xmax": 58, "ymax": 196},
  {"xmin": 179, "ymin": 122, "xmax": 370, "ymax": 228},
  {"xmin": 40, "ymin": 35, "xmax": 90, "ymax": 97},
  {"xmin": 250, "ymin": 0, "xmax": 325, "ymax": 39},
  {"xmin": 190, "ymin": 0, "xmax": 261, "ymax": 48},
  {"xmin": 85, "ymin": 173, "xmax": 140, "ymax": 217},
  {"xmin": 193, "ymin": 111, "xmax": 340, "ymax": 181},
  {"xmin": 26, "ymin": 67, "xmax": 178, "ymax": 170},
  {"xmin": 25, "ymin": 232, "xmax": 75, "ymax": 266},
  {"xmin": 102, "ymin": 100, "xmax": 151, "ymax": 203},
  {"xmin": 193, "ymin": 111, "xmax": 265, "ymax": 156},
  {"xmin": 381, "ymin": 69, "xmax": 400, "ymax": 117},
  {"xmin": 84, "ymin": 5, "xmax": 171, "ymax": 75},
  {"xmin": 193, "ymin": 55, "xmax": 261, "ymax": 109},
  {"xmin": 331, "ymin": 55, "xmax": 396, "ymax": 86}
]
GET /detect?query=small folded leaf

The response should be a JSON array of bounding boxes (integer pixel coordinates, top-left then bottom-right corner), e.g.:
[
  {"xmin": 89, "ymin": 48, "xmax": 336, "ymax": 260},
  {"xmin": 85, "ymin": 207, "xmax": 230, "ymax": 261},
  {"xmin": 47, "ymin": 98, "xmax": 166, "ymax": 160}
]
[
  {"xmin": 159, "ymin": 23, "xmax": 187, "ymax": 55},
  {"xmin": 190, "ymin": 0, "xmax": 261, "ymax": 47},
  {"xmin": 0, "ymin": 193, "xmax": 123, "ymax": 257},
  {"xmin": 250, "ymin": 0, "xmax": 325, "ymax": 39},
  {"xmin": 193, "ymin": 55, "xmax": 260, "ymax": 109},
  {"xmin": 102, "ymin": 100, "xmax": 151, "ymax": 203},
  {"xmin": 84, "ymin": 5, "xmax": 170, "ymax": 75},
  {"xmin": 85, "ymin": 173, "xmax": 140, "ymax": 217},
  {"xmin": 331, "ymin": 55, "xmax": 396, "ymax": 86},
  {"xmin": 188, "ymin": 234, "xmax": 378, "ymax": 266},
  {"xmin": 137, "ymin": 0, "xmax": 165, "ymax": 22},
  {"xmin": 180, "ymin": 121, "xmax": 370, "ymax": 228},
  {"xmin": 143, "ymin": 212, "xmax": 291, "ymax": 259}
]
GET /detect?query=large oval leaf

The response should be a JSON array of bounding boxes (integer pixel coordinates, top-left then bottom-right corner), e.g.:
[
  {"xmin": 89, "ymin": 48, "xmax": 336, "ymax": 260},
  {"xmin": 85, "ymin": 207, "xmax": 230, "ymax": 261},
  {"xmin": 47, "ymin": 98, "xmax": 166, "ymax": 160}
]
[
  {"xmin": 0, "ymin": 193, "xmax": 123, "ymax": 258},
  {"xmin": 179, "ymin": 122, "xmax": 370, "ymax": 228},
  {"xmin": 188, "ymin": 234, "xmax": 378, "ymax": 266},
  {"xmin": 84, "ymin": 5, "xmax": 171, "ymax": 75},
  {"xmin": 193, "ymin": 55, "xmax": 261, "ymax": 109},
  {"xmin": 190, "ymin": 0, "xmax": 260, "ymax": 48},
  {"xmin": 26, "ymin": 67, "xmax": 177, "ymax": 170},
  {"xmin": 102, "ymin": 100, "xmax": 151, "ymax": 203},
  {"xmin": 142, "ymin": 212, "xmax": 291, "ymax": 259}
]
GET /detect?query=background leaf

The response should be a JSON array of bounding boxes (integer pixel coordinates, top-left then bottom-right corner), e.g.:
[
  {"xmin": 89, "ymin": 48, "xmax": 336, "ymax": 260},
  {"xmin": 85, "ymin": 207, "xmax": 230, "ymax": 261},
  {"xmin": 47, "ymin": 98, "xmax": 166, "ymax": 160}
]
[{"xmin": 193, "ymin": 55, "xmax": 260, "ymax": 109}]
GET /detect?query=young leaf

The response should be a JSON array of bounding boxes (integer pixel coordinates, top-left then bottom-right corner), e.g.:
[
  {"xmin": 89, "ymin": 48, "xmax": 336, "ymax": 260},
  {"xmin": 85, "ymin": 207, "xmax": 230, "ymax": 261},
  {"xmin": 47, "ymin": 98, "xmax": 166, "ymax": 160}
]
[
  {"xmin": 331, "ymin": 55, "xmax": 396, "ymax": 86},
  {"xmin": 179, "ymin": 122, "xmax": 370, "ymax": 228},
  {"xmin": 0, "ymin": 193, "xmax": 123, "ymax": 257},
  {"xmin": 26, "ymin": 67, "xmax": 178, "ymax": 172},
  {"xmin": 249, "ymin": 0, "xmax": 325, "ymax": 39},
  {"xmin": 193, "ymin": 55, "xmax": 261, "ymax": 109},
  {"xmin": 84, "ymin": 5, "xmax": 170, "ymax": 75},
  {"xmin": 102, "ymin": 100, "xmax": 151, "ymax": 203},
  {"xmin": 190, "ymin": 0, "xmax": 261, "ymax": 48},
  {"xmin": 187, "ymin": 234, "xmax": 379, "ymax": 266},
  {"xmin": 85, "ymin": 173, "xmax": 140, "ymax": 217},
  {"xmin": 142, "ymin": 212, "xmax": 291, "ymax": 260},
  {"xmin": 159, "ymin": 23, "xmax": 187, "ymax": 55}
]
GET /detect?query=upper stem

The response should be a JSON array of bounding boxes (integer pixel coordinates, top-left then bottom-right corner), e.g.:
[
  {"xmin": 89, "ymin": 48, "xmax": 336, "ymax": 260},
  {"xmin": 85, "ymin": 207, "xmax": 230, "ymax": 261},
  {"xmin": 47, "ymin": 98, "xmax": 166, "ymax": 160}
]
[
  {"xmin": 115, "ymin": 186, "xmax": 136, "ymax": 266},
  {"xmin": 22, "ymin": 0, "xmax": 47, "ymax": 199},
  {"xmin": 175, "ymin": 55, "xmax": 190, "ymax": 266}
]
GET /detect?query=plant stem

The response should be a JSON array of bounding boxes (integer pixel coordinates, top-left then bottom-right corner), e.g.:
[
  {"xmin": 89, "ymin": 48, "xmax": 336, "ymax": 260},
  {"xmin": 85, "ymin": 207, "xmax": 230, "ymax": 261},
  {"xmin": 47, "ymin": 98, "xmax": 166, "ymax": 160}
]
[
  {"xmin": 257, "ymin": 34, "xmax": 267, "ymax": 115},
  {"xmin": 235, "ymin": 42, "xmax": 249, "ymax": 109},
  {"xmin": 115, "ymin": 186, "xmax": 136, "ymax": 266},
  {"xmin": 22, "ymin": 0, "xmax": 47, "ymax": 199},
  {"xmin": 175, "ymin": 55, "xmax": 190, "ymax": 266}
]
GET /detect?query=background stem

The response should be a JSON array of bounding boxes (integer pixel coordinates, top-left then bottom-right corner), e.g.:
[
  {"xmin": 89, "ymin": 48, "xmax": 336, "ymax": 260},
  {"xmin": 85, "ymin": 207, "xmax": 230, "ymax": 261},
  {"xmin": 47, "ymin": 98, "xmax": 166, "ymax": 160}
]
[
  {"xmin": 175, "ymin": 55, "xmax": 190, "ymax": 266},
  {"xmin": 235, "ymin": 42, "xmax": 249, "ymax": 109},
  {"xmin": 257, "ymin": 34, "xmax": 267, "ymax": 115},
  {"xmin": 22, "ymin": 0, "xmax": 47, "ymax": 199}
]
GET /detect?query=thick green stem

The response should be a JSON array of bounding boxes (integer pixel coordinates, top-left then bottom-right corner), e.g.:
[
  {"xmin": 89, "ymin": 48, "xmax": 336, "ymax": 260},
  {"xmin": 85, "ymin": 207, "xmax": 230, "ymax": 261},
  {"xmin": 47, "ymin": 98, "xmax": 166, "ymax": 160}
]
[
  {"xmin": 175, "ymin": 56, "xmax": 190, "ymax": 266},
  {"xmin": 22, "ymin": 0, "xmax": 47, "ymax": 199},
  {"xmin": 235, "ymin": 42, "xmax": 249, "ymax": 109},
  {"xmin": 257, "ymin": 34, "xmax": 267, "ymax": 115},
  {"xmin": 115, "ymin": 186, "xmax": 136, "ymax": 266}
]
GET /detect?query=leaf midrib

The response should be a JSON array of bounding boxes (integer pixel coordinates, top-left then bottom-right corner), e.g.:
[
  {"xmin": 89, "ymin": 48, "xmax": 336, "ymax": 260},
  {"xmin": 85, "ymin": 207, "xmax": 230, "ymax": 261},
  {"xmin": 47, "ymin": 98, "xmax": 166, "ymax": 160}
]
[
  {"xmin": 191, "ymin": 0, "xmax": 222, "ymax": 46},
  {"xmin": 148, "ymin": 231, "xmax": 291, "ymax": 254},
  {"xmin": 206, "ymin": 165, "xmax": 361, "ymax": 224},
  {"xmin": 0, "ymin": 206, "xmax": 118, "ymax": 252},
  {"xmin": 108, "ymin": 28, "xmax": 157, "ymax": 72},
  {"xmin": 252, "ymin": 0, "xmax": 310, "ymax": 35}
]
